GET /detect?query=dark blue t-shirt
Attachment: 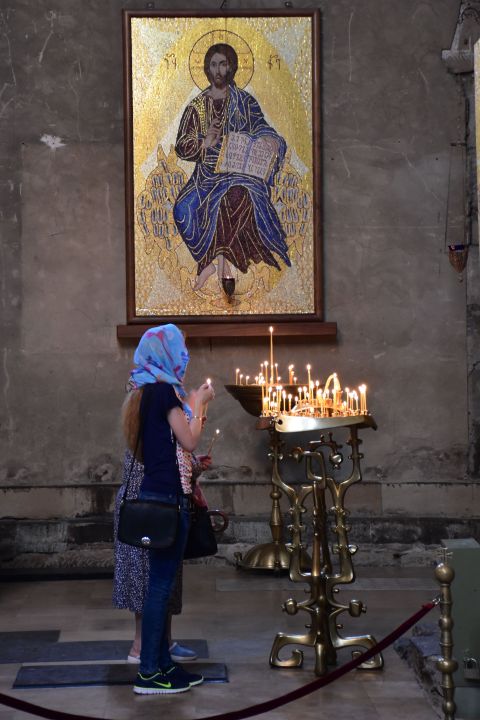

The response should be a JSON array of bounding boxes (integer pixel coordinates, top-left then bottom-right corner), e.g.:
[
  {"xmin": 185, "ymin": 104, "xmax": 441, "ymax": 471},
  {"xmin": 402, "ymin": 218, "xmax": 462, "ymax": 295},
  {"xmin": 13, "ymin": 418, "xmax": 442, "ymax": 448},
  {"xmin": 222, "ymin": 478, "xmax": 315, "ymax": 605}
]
[{"xmin": 141, "ymin": 382, "xmax": 182, "ymax": 494}]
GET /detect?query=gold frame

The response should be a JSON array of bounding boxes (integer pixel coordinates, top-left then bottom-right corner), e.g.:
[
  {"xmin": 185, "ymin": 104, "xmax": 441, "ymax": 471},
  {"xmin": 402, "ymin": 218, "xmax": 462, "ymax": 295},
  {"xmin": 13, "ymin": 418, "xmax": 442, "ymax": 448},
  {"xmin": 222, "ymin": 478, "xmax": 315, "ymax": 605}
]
[{"xmin": 120, "ymin": 10, "xmax": 332, "ymax": 339}]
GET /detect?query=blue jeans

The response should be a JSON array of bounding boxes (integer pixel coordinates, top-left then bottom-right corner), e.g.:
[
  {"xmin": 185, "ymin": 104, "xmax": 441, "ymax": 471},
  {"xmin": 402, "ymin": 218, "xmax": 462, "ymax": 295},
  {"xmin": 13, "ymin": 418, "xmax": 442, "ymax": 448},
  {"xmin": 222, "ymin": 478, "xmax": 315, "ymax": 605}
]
[{"xmin": 138, "ymin": 490, "xmax": 190, "ymax": 675}]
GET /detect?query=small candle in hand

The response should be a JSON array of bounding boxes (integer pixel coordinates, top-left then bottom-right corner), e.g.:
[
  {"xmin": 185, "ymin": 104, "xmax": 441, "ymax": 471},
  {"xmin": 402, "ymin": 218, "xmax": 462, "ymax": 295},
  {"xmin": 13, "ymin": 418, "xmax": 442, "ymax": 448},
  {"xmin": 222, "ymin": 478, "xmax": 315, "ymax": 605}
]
[
  {"xmin": 204, "ymin": 378, "xmax": 212, "ymax": 417},
  {"xmin": 207, "ymin": 428, "xmax": 220, "ymax": 455}
]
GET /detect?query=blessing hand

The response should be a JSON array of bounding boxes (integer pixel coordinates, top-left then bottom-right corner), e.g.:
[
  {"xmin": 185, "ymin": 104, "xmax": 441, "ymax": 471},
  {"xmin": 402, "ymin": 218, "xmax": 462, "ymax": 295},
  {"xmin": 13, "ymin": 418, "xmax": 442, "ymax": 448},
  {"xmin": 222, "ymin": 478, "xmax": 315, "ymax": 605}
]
[{"xmin": 203, "ymin": 120, "xmax": 222, "ymax": 149}]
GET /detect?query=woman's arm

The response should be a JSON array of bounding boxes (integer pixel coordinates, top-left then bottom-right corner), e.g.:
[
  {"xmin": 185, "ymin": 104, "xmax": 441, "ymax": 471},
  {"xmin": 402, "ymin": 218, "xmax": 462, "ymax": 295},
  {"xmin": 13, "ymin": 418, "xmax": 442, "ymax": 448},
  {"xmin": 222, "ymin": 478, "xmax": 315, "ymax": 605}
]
[{"xmin": 168, "ymin": 382, "xmax": 214, "ymax": 452}]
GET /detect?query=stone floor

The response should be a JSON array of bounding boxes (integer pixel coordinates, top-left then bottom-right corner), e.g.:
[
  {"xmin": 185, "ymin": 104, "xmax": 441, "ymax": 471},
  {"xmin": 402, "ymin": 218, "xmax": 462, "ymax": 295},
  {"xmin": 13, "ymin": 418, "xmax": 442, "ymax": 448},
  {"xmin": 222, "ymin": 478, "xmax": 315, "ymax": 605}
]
[{"xmin": 0, "ymin": 565, "xmax": 440, "ymax": 720}]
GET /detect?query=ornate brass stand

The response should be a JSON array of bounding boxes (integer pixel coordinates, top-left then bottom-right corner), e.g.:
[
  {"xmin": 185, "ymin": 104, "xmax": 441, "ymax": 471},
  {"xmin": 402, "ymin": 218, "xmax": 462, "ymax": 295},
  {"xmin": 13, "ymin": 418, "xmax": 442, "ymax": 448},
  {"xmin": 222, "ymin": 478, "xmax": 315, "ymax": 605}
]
[
  {"xmin": 435, "ymin": 560, "xmax": 457, "ymax": 720},
  {"xmin": 269, "ymin": 413, "xmax": 384, "ymax": 676},
  {"xmin": 225, "ymin": 385, "xmax": 291, "ymax": 571},
  {"xmin": 235, "ymin": 424, "xmax": 291, "ymax": 571}
]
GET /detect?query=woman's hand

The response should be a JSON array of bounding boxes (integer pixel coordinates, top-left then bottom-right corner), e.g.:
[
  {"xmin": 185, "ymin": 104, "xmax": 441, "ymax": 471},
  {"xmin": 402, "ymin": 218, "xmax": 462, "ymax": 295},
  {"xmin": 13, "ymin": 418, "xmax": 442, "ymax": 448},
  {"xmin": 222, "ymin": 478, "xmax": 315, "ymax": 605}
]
[
  {"xmin": 196, "ymin": 382, "xmax": 215, "ymax": 405},
  {"xmin": 196, "ymin": 454, "xmax": 212, "ymax": 472}
]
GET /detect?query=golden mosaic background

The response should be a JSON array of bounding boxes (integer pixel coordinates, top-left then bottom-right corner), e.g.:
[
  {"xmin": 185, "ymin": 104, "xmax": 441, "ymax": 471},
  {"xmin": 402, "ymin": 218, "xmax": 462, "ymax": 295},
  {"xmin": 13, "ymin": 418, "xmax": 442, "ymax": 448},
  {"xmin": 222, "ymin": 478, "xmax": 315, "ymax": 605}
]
[
  {"xmin": 131, "ymin": 16, "xmax": 315, "ymax": 317},
  {"xmin": 476, "ymin": 40, "xmax": 480, "ymax": 228}
]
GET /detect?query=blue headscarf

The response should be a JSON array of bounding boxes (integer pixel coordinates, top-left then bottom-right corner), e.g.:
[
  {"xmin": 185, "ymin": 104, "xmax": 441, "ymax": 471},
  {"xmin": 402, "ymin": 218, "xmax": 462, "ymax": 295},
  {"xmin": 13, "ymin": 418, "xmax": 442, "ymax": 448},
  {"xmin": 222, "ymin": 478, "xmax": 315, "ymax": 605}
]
[{"xmin": 130, "ymin": 325, "xmax": 190, "ymax": 415}]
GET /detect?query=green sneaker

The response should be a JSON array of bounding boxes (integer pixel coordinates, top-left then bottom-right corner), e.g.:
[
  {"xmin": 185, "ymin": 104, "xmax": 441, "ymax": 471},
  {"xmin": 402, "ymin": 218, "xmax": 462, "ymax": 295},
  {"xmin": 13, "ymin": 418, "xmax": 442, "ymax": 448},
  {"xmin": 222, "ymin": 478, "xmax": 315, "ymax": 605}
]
[
  {"xmin": 133, "ymin": 670, "xmax": 191, "ymax": 695},
  {"xmin": 165, "ymin": 663, "xmax": 204, "ymax": 687}
]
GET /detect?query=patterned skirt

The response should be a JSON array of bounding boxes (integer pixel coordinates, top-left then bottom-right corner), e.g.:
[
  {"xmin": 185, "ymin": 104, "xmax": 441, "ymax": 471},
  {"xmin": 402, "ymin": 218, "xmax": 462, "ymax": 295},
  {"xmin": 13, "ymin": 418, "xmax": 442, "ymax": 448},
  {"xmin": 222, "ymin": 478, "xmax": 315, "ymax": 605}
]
[{"xmin": 112, "ymin": 451, "xmax": 182, "ymax": 615}]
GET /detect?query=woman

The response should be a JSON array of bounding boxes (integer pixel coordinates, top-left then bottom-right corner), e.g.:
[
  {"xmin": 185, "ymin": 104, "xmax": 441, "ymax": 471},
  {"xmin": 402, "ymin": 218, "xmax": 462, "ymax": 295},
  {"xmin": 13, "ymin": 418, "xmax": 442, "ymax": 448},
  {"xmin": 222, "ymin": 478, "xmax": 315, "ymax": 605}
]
[
  {"xmin": 122, "ymin": 324, "xmax": 214, "ymax": 695},
  {"xmin": 112, "ymin": 447, "xmax": 211, "ymax": 663}
]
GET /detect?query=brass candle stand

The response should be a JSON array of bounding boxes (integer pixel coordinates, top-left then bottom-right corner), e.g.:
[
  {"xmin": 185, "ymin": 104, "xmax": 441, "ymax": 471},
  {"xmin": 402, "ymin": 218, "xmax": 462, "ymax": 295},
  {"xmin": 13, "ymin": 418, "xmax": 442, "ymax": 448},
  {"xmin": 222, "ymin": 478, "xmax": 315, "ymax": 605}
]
[
  {"xmin": 268, "ymin": 413, "xmax": 384, "ymax": 676},
  {"xmin": 226, "ymin": 384, "xmax": 291, "ymax": 571}
]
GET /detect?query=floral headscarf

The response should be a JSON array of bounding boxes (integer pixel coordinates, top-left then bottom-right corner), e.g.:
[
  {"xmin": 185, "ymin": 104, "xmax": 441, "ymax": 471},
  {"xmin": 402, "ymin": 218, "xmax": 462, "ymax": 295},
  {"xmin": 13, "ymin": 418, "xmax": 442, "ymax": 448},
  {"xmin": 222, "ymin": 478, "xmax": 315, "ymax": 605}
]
[{"xmin": 130, "ymin": 325, "xmax": 190, "ymax": 408}]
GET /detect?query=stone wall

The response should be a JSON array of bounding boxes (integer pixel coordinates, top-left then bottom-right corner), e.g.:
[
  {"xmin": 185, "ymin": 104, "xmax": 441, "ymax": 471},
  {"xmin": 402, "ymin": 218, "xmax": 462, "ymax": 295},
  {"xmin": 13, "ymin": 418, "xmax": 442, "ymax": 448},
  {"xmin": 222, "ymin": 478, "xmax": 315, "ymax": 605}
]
[{"xmin": 0, "ymin": 0, "xmax": 476, "ymax": 570}]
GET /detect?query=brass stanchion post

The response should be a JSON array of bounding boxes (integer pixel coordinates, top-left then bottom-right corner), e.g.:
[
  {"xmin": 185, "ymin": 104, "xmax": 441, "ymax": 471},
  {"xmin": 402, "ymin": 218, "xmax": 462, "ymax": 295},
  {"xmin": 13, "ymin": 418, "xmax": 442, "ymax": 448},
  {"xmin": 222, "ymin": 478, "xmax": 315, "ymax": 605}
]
[{"xmin": 435, "ymin": 559, "xmax": 457, "ymax": 720}]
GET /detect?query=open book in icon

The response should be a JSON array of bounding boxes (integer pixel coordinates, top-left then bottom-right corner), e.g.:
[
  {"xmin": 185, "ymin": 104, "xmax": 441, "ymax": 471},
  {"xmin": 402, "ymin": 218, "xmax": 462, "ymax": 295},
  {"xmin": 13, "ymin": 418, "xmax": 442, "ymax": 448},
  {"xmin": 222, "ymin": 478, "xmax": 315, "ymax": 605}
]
[{"xmin": 215, "ymin": 132, "xmax": 279, "ymax": 182}]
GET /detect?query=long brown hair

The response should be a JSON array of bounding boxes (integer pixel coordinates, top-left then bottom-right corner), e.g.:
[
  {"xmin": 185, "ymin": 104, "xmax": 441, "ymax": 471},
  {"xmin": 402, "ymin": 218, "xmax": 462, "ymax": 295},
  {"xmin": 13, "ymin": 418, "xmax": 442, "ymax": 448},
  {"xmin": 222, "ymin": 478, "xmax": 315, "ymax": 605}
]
[{"xmin": 121, "ymin": 387, "xmax": 144, "ymax": 461}]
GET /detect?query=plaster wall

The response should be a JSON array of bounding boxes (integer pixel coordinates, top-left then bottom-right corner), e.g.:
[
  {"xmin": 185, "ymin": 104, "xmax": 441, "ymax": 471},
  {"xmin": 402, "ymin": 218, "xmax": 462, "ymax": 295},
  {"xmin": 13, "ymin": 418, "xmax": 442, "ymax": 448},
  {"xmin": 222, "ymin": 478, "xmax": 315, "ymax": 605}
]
[{"xmin": 0, "ymin": 0, "xmax": 474, "ymax": 567}]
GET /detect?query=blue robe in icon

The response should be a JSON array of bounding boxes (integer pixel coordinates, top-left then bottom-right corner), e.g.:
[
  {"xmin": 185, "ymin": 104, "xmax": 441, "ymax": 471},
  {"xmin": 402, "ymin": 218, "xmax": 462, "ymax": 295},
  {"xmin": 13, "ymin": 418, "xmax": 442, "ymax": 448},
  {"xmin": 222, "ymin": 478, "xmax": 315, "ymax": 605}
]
[{"xmin": 173, "ymin": 84, "xmax": 291, "ymax": 275}]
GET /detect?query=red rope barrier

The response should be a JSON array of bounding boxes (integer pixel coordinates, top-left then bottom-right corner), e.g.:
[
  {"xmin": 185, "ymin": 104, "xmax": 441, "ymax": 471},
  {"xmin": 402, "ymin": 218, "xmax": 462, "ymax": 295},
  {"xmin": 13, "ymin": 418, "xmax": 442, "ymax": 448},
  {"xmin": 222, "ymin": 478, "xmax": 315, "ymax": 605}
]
[{"xmin": 0, "ymin": 600, "xmax": 436, "ymax": 720}]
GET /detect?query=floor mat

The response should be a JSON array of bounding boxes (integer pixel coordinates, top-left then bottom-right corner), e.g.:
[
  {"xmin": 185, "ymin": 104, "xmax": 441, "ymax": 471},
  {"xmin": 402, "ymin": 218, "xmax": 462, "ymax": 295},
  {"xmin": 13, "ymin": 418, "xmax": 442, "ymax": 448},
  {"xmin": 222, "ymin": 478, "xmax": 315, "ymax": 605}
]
[
  {"xmin": 13, "ymin": 662, "xmax": 228, "ymax": 688},
  {"xmin": 0, "ymin": 631, "xmax": 61, "ymax": 664},
  {"xmin": 0, "ymin": 634, "xmax": 208, "ymax": 664}
]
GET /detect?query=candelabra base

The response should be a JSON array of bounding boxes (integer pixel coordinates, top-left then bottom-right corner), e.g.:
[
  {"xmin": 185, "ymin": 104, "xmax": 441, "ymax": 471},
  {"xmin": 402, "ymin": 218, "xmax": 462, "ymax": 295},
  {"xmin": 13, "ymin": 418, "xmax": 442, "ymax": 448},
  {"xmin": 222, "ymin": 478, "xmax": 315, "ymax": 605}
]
[{"xmin": 235, "ymin": 542, "xmax": 290, "ymax": 571}]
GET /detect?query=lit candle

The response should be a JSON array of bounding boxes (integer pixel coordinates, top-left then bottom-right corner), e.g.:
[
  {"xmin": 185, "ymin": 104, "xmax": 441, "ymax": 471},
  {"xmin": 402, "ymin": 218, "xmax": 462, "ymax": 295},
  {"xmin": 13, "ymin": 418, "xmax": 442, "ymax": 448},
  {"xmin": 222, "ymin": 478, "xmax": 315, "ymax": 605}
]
[
  {"xmin": 264, "ymin": 361, "xmax": 269, "ymax": 389},
  {"xmin": 269, "ymin": 327, "xmax": 274, "ymax": 383},
  {"xmin": 298, "ymin": 387, "xmax": 303, "ymax": 404},
  {"xmin": 262, "ymin": 395, "xmax": 269, "ymax": 415},
  {"xmin": 353, "ymin": 391, "xmax": 359, "ymax": 414},
  {"xmin": 245, "ymin": 375, "xmax": 250, "ymax": 385},
  {"xmin": 239, "ymin": 374, "xmax": 243, "ymax": 386},
  {"xmin": 359, "ymin": 384, "xmax": 367, "ymax": 414},
  {"xmin": 235, "ymin": 368, "xmax": 240, "ymax": 385},
  {"xmin": 345, "ymin": 387, "xmax": 350, "ymax": 407},
  {"xmin": 334, "ymin": 389, "xmax": 341, "ymax": 410},
  {"xmin": 275, "ymin": 363, "xmax": 278, "ymax": 383},
  {"xmin": 288, "ymin": 365, "xmax": 294, "ymax": 384},
  {"xmin": 255, "ymin": 376, "xmax": 258, "ymax": 384},
  {"xmin": 207, "ymin": 428, "xmax": 220, "ymax": 455},
  {"xmin": 293, "ymin": 375, "xmax": 297, "ymax": 385},
  {"xmin": 282, "ymin": 390, "xmax": 286, "ymax": 413},
  {"xmin": 288, "ymin": 393, "xmax": 292, "ymax": 413},
  {"xmin": 307, "ymin": 364, "xmax": 311, "ymax": 392}
]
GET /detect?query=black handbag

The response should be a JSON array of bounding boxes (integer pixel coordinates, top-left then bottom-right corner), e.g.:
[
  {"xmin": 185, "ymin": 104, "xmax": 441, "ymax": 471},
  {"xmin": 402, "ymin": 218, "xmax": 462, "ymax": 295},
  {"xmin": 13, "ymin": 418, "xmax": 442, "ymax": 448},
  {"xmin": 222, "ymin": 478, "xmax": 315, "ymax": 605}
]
[
  {"xmin": 184, "ymin": 505, "xmax": 217, "ymax": 560},
  {"xmin": 184, "ymin": 505, "xmax": 229, "ymax": 560},
  {"xmin": 117, "ymin": 386, "xmax": 180, "ymax": 550},
  {"xmin": 118, "ymin": 497, "xmax": 179, "ymax": 549}
]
